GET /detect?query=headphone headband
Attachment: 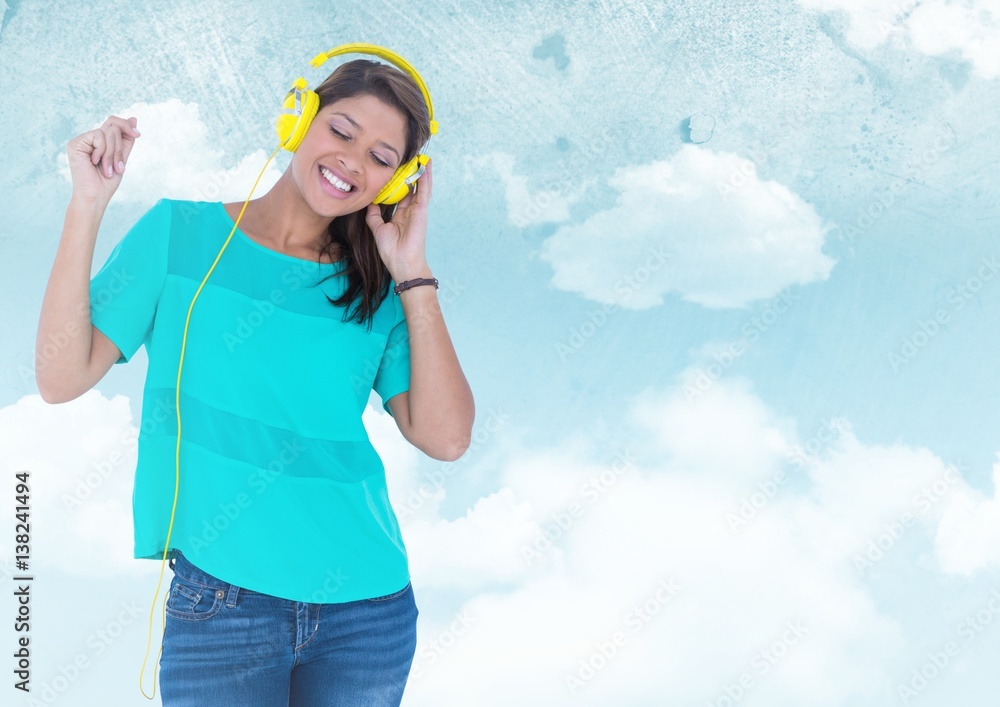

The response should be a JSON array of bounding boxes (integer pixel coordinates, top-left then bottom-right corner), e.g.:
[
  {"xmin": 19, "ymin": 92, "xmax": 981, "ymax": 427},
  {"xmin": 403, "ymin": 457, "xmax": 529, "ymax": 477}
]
[
  {"xmin": 275, "ymin": 42, "xmax": 435, "ymax": 205},
  {"xmin": 308, "ymin": 43, "xmax": 438, "ymax": 136}
]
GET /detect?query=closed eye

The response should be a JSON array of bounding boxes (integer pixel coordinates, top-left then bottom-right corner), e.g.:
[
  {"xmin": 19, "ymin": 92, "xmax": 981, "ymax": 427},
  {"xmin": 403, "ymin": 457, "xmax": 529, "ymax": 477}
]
[{"xmin": 330, "ymin": 127, "xmax": 390, "ymax": 168}]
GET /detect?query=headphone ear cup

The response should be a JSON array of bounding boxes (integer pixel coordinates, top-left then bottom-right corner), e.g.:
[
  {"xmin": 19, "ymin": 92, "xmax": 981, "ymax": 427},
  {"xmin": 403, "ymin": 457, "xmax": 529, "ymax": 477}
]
[
  {"xmin": 373, "ymin": 155, "xmax": 427, "ymax": 205},
  {"xmin": 276, "ymin": 82, "xmax": 319, "ymax": 152},
  {"xmin": 373, "ymin": 171, "xmax": 409, "ymax": 205}
]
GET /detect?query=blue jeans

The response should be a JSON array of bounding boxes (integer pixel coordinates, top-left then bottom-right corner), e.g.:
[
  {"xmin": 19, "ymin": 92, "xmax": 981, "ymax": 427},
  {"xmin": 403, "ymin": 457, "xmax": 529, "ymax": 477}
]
[{"xmin": 158, "ymin": 550, "xmax": 418, "ymax": 706}]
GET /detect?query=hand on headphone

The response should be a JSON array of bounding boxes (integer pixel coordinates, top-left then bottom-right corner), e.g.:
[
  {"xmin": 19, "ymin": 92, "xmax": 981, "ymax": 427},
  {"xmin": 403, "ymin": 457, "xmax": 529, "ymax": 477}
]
[{"xmin": 364, "ymin": 157, "xmax": 433, "ymax": 281}]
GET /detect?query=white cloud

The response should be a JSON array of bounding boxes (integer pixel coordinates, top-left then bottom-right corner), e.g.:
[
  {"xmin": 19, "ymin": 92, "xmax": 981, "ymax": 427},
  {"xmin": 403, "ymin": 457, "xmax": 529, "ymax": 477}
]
[
  {"xmin": 798, "ymin": 0, "xmax": 1000, "ymax": 79},
  {"xmin": 630, "ymin": 374, "xmax": 797, "ymax": 480},
  {"xmin": 908, "ymin": 1, "xmax": 1000, "ymax": 79},
  {"xmin": 934, "ymin": 454, "xmax": 1000, "ymax": 575},
  {"xmin": 0, "ymin": 392, "xmax": 144, "ymax": 578},
  {"xmin": 362, "ymin": 368, "xmax": 984, "ymax": 705},
  {"xmin": 56, "ymin": 98, "xmax": 285, "ymax": 204},
  {"xmin": 401, "ymin": 488, "xmax": 540, "ymax": 592},
  {"xmin": 537, "ymin": 145, "xmax": 836, "ymax": 310},
  {"xmin": 366, "ymin": 399, "xmax": 545, "ymax": 593},
  {"xmin": 468, "ymin": 152, "xmax": 582, "ymax": 227},
  {"xmin": 9, "ymin": 375, "xmax": 989, "ymax": 704}
]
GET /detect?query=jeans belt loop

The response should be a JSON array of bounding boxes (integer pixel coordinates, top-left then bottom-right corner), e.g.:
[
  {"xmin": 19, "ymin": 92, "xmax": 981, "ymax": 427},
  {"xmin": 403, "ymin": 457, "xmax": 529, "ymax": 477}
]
[{"xmin": 225, "ymin": 583, "xmax": 240, "ymax": 608}]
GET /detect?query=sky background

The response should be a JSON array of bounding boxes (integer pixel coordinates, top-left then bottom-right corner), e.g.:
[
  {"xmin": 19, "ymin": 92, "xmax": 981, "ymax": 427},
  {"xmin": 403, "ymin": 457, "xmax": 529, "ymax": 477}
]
[{"xmin": 1, "ymin": 0, "xmax": 999, "ymax": 704}]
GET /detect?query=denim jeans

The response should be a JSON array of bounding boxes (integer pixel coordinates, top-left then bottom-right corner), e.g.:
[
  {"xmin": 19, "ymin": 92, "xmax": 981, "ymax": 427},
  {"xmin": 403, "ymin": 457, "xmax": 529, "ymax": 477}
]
[{"xmin": 158, "ymin": 550, "xmax": 418, "ymax": 706}]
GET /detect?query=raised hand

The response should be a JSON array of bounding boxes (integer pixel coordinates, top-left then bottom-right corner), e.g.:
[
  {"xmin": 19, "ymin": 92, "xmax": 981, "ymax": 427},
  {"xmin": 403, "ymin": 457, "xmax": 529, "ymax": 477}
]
[{"xmin": 66, "ymin": 115, "xmax": 141, "ymax": 206}]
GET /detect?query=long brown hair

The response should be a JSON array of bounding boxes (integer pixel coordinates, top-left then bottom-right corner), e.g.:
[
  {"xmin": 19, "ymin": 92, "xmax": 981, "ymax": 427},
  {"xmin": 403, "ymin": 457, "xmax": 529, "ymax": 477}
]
[{"xmin": 312, "ymin": 58, "xmax": 432, "ymax": 331}]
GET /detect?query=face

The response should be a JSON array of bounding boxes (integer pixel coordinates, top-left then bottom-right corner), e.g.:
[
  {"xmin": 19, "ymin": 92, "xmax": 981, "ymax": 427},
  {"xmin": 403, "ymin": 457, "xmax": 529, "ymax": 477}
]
[{"xmin": 294, "ymin": 93, "xmax": 408, "ymax": 215}]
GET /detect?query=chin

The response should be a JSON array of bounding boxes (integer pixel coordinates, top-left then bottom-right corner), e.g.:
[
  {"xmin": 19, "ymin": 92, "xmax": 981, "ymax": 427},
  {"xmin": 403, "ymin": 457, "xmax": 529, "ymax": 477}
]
[{"xmin": 309, "ymin": 192, "xmax": 355, "ymax": 219}]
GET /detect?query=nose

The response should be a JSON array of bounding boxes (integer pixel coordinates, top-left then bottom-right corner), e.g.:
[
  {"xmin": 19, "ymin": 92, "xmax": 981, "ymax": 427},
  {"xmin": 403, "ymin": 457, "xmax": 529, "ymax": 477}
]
[{"xmin": 337, "ymin": 147, "xmax": 363, "ymax": 176}]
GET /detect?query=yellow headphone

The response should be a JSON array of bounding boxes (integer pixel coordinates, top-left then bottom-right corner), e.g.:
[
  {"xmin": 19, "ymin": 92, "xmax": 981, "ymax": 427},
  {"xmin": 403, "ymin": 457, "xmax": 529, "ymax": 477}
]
[
  {"xmin": 138, "ymin": 43, "xmax": 437, "ymax": 700},
  {"xmin": 277, "ymin": 43, "xmax": 438, "ymax": 203}
]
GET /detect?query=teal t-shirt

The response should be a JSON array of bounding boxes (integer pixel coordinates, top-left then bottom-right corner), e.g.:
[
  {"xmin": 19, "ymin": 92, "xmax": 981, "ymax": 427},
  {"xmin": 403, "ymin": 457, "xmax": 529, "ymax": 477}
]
[{"xmin": 89, "ymin": 198, "xmax": 412, "ymax": 603}]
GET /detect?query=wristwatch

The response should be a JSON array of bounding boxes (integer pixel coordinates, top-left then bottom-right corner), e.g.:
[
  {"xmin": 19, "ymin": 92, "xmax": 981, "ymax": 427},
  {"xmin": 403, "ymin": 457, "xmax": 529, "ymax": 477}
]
[{"xmin": 393, "ymin": 277, "xmax": 439, "ymax": 295}]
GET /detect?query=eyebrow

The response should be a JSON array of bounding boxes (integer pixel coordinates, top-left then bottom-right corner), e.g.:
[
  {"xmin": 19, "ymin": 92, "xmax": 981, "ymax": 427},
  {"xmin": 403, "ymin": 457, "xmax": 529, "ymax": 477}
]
[{"xmin": 331, "ymin": 112, "xmax": 402, "ymax": 162}]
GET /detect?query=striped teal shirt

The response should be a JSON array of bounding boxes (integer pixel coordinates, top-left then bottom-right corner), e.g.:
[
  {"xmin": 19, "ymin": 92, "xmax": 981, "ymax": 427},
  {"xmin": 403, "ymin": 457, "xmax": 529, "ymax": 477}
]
[{"xmin": 89, "ymin": 198, "xmax": 412, "ymax": 602}]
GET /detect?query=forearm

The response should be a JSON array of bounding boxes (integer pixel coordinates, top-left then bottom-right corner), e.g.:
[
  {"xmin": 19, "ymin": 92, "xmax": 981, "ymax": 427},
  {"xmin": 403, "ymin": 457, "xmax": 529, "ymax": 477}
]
[
  {"xmin": 397, "ymin": 271, "xmax": 475, "ymax": 460},
  {"xmin": 35, "ymin": 197, "xmax": 106, "ymax": 401}
]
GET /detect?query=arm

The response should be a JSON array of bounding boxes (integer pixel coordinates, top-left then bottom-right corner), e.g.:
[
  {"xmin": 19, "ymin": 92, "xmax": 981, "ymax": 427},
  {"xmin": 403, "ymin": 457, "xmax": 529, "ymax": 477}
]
[
  {"xmin": 35, "ymin": 198, "xmax": 122, "ymax": 404},
  {"xmin": 37, "ymin": 114, "xmax": 142, "ymax": 403},
  {"xmin": 388, "ymin": 272, "xmax": 475, "ymax": 462}
]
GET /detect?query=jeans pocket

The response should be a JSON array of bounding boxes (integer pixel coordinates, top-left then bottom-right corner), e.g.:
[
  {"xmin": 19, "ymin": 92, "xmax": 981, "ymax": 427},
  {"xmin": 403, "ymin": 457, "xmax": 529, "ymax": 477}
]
[
  {"xmin": 165, "ymin": 576, "xmax": 225, "ymax": 621},
  {"xmin": 366, "ymin": 581, "xmax": 412, "ymax": 603}
]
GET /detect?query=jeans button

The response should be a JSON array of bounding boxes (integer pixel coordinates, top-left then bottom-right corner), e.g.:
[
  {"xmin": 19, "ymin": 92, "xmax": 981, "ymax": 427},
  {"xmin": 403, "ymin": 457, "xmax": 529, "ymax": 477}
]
[{"xmin": 216, "ymin": 590, "xmax": 224, "ymax": 598}]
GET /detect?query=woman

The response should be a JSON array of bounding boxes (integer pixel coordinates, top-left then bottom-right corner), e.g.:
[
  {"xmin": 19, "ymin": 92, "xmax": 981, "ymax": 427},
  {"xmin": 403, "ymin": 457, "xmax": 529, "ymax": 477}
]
[{"xmin": 36, "ymin": 55, "xmax": 474, "ymax": 706}]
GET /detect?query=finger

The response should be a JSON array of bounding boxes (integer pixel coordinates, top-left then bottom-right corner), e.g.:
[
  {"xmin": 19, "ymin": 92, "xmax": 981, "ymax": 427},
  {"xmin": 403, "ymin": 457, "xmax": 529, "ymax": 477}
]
[
  {"xmin": 105, "ymin": 127, "xmax": 118, "ymax": 177},
  {"xmin": 364, "ymin": 202, "xmax": 384, "ymax": 231},
  {"xmin": 109, "ymin": 126, "xmax": 122, "ymax": 176},
  {"xmin": 417, "ymin": 158, "xmax": 431, "ymax": 206},
  {"xmin": 122, "ymin": 132, "xmax": 135, "ymax": 163},
  {"xmin": 101, "ymin": 127, "xmax": 115, "ymax": 177},
  {"xmin": 90, "ymin": 130, "xmax": 106, "ymax": 167},
  {"xmin": 122, "ymin": 118, "xmax": 140, "ymax": 162},
  {"xmin": 99, "ymin": 115, "xmax": 118, "ymax": 177},
  {"xmin": 115, "ymin": 127, "xmax": 132, "ymax": 174},
  {"xmin": 103, "ymin": 114, "xmax": 139, "ymax": 136},
  {"xmin": 114, "ymin": 127, "xmax": 125, "ymax": 174},
  {"xmin": 101, "ymin": 116, "xmax": 139, "ymax": 168}
]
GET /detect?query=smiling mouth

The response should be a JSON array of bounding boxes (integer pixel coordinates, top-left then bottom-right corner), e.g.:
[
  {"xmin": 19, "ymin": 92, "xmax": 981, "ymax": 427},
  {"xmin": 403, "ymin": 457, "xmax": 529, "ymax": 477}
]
[{"xmin": 318, "ymin": 165, "xmax": 355, "ymax": 193}]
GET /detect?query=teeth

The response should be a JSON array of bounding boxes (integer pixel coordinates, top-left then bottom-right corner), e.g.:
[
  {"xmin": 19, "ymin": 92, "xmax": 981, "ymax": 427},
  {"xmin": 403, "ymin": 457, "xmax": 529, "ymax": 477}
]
[{"xmin": 320, "ymin": 166, "xmax": 352, "ymax": 192}]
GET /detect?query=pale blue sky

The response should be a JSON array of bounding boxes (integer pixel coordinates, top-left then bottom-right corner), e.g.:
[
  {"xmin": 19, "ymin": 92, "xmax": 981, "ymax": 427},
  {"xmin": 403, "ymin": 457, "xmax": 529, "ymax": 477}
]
[{"xmin": 1, "ymin": 0, "xmax": 999, "ymax": 704}]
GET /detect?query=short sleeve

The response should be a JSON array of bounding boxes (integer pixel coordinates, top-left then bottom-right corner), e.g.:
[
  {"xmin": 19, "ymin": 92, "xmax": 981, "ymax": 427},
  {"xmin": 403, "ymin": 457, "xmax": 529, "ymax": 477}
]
[
  {"xmin": 89, "ymin": 198, "xmax": 172, "ymax": 364},
  {"xmin": 372, "ymin": 295, "xmax": 411, "ymax": 416}
]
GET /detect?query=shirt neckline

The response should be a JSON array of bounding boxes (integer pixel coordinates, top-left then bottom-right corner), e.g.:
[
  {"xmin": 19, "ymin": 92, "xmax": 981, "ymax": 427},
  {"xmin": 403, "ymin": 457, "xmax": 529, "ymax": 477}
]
[{"xmin": 213, "ymin": 201, "xmax": 345, "ymax": 270}]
